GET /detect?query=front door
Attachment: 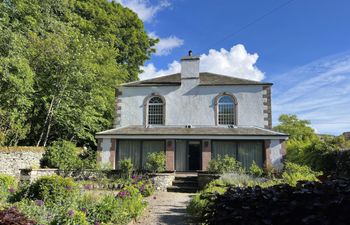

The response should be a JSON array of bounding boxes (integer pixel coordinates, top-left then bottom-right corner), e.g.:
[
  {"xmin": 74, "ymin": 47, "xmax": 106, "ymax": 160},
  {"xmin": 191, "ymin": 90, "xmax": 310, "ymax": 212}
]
[{"xmin": 188, "ymin": 141, "xmax": 201, "ymax": 171}]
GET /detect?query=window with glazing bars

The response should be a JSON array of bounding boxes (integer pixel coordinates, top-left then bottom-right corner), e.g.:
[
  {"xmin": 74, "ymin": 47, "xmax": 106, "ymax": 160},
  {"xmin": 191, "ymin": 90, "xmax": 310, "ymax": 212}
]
[
  {"xmin": 148, "ymin": 96, "xmax": 164, "ymax": 125},
  {"xmin": 218, "ymin": 95, "xmax": 235, "ymax": 125}
]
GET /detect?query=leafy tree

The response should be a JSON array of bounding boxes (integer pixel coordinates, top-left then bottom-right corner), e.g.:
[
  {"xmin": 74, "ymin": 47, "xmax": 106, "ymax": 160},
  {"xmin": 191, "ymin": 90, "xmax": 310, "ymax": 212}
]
[
  {"xmin": 274, "ymin": 114, "xmax": 350, "ymax": 173},
  {"xmin": 274, "ymin": 114, "xmax": 318, "ymax": 142},
  {"xmin": 0, "ymin": 0, "xmax": 157, "ymax": 146}
]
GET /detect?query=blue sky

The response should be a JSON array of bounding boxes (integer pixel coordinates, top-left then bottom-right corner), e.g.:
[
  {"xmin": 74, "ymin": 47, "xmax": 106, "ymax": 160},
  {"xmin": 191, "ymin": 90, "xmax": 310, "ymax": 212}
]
[{"xmin": 117, "ymin": 0, "xmax": 350, "ymax": 135}]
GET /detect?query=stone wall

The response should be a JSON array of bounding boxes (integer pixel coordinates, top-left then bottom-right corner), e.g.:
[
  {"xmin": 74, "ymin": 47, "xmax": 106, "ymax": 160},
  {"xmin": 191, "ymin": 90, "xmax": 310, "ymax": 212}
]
[
  {"xmin": 0, "ymin": 147, "xmax": 45, "ymax": 178},
  {"xmin": 20, "ymin": 168, "xmax": 59, "ymax": 183},
  {"xmin": 149, "ymin": 172, "xmax": 175, "ymax": 191}
]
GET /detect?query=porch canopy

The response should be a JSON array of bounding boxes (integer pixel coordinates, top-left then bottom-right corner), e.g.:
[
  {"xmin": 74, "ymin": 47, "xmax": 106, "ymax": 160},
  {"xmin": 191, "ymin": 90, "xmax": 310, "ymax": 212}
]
[
  {"xmin": 96, "ymin": 125, "xmax": 288, "ymax": 139},
  {"xmin": 96, "ymin": 126, "xmax": 288, "ymax": 171}
]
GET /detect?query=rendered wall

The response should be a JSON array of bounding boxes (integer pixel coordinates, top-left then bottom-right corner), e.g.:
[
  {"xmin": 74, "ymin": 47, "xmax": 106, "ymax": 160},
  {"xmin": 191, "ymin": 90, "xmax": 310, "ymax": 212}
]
[{"xmin": 118, "ymin": 84, "xmax": 266, "ymax": 128}]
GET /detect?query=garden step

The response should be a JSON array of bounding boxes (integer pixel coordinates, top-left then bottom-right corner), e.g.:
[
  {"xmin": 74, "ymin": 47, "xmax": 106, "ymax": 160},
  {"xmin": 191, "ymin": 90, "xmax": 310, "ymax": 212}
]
[
  {"xmin": 174, "ymin": 176, "xmax": 198, "ymax": 182},
  {"xmin": 167, "ymin": 186, "xmax": 199, "ymax": 193},
  {"xmin": 172, "ymin": 180, "xmax": 199, "ymax": 187}
]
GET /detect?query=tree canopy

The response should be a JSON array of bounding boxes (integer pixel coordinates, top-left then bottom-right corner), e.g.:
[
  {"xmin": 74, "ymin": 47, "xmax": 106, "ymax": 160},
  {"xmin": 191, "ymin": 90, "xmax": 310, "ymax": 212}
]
[
  {"xmin": 0, "ymin": 0, "xmax": 157, "ymax": 147},
  {"xmin": 274, "ymin": 114, "xmax": 350, "ymax": 173}
]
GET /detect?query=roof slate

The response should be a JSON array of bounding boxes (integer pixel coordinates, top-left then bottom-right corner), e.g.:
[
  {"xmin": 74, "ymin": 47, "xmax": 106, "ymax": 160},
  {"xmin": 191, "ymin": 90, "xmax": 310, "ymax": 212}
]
[
  {"xmin": 96, "ymin": 125, "xmax": 287, "ymax": 137},
  {"xmin": 122, "ymin": 73, "xmax": 272, "ymax": 87}
]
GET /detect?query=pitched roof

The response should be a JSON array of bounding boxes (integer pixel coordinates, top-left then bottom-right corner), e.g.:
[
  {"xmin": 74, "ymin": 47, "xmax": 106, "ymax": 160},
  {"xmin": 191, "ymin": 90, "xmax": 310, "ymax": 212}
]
[
  {"xmin": 96, "ymin": 125, "xmax": 287, "ymax": 138},
  {"xmin": 122, "ymin": 73, "xmax": 272, "ymax": 87}
]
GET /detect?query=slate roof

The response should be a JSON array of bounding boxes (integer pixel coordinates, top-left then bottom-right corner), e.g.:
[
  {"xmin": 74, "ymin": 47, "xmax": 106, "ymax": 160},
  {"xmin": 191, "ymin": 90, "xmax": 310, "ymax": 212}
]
[
  {"xmin": 122, "ymin": 73, "xmax": 272, "ymax": 87},
  {"xmin": 96, "ymin": 125, "xmax": 287, "ymax": 137}
]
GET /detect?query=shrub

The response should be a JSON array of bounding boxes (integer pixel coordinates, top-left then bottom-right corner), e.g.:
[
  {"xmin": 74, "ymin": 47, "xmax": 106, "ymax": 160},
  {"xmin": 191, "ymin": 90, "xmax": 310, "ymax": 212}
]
[
  {"xmin": 208, "ymin": 155, "xmax": 243, "ymax": 174},
  {"xmin": 281, "ymin": 162, "xmax": 321, "ymax": 186},
  {"xmin": 134, "ymin": 179, "xmax": 154, "ymax": 197},
  {"xmin": 248, "ymin": 161, "xmax": 264, "ymax": 177},
  {"xmin": 120, "ymin": 186, "xmax": 146, "ymax": 219},
  {"xmin": 25, "ymin": 175, "xmax": 78, "ymax": 204},
  {"xmin": 202, "ymin": 179, "xmax": 350, "ymax": 225},
  {"xmin": 41, "ymin": 140, "xmax": 82, "ymax": 170},
  {"xmin": 88, "ymin": 188, "xmax": 146, "ymax": 225},
  {"xmin": 0, "ymin": 174, "xmax": 16, "ymax": 202},
  {"xmin": 51, "ymin": 210, "xmax": 89, "ymax": 225},
  {"xmin": 335, "ymin": 149, "xmax": 350, "ymax": 178},
  {"xmin": 120, "ymin": 158, "xmax": 133, "ymax": 178},
  {"xmin": 0, "ymin": 207, "xmax": 36, "ymax": 225},
  {"xmin": 187, "ymin": 180, "xmax": 227, "ymax": 222},
  {"xmin": 145, "ymin": 151, "xmax": 166, "ymax": 173}
]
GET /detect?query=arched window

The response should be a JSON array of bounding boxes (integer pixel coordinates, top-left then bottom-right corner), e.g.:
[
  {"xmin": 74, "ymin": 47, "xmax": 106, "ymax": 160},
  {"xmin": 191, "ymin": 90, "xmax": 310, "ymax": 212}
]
[
  {"xmin": 148, "ymin": 96, "xmax": 165, "ymax": 125},
  {"xmin": 217, "ymin": 95, "xmax": 236, "ymax": 125}
]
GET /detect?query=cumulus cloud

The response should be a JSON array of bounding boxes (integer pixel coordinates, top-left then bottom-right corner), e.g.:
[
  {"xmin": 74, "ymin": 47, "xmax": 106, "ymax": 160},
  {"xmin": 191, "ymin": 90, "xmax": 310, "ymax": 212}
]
[
  {"xmin": 149, "ymin": 32, "xmax": 184, "ymax": 56},
  {"xmin": 116, "ymin": 0, "xmax": 170, "ymax": 22},
  {"xmin": 271, "ymin": 52, "xmax": 350, "ymax": 135},
  {"xmin": 140, "ymin": 60, "xmax": 181, "ymax": 80},
  {"xmin": 200, "ymin": 45, "xmax": 264, "ymax": 81},
  {"xmin": 139, "ymin": 44, "xmax": 264, "ymax": 81}
]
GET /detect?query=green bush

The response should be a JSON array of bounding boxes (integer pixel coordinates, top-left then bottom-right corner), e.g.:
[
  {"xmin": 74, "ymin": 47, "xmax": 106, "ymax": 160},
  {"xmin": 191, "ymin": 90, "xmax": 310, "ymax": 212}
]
[
  {"xmin": 208, "ymin": 155, "xmax": 244, "ymax": 174},
  {"xmin": 120, "ymin": 158, "xmax": 133, "ymax": 178},
  {"xmin": 25, "ymin": 175, "xmax": 78, "ymax": 204},
  {"xmin": 145, "ymin": 151, "xmax": 166, "ymax": 173},
  {"xmin": 187, "ymin": 180, "xmax": 227, "ymax": 222},
  {"xmin": 248, "ymin": 161, "xmax": 264, "ymax": 177},
  {"xmin": 0, "ymin": 174, "xmax": 17, "ymax": 202},
  {"xmin": 281, "ymin": 162, "xmax": 321, "ymax": 186},
  {"xmin": 51, "ymin": 210, "xmax": 89, "ymax": 225},
  {"xmin": 134, "ymin": 179, "xmax": 154, "ymax": 197},
  {"xmin": 41, "ymin": 140, "xmax": 82, "ymax": 170}
]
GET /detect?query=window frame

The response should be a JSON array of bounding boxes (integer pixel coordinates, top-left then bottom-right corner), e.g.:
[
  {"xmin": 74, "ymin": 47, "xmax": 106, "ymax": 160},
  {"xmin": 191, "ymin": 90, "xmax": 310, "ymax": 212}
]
[
  {"xmin": 214, "ymin": 93, "xmax": 237, "ymax": 126},
  {"xmin": 144, "ymin": 93, "xmax": 166, "ymax": 126}
]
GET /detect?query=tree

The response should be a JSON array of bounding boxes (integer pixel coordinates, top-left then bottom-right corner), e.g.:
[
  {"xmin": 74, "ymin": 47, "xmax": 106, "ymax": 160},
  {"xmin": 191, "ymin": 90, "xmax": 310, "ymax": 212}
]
[
  {"xmin": 0, "ymin": 0, "xmax": 157, "ymax": 146},
  {"xmin": 274, "ymin": 114, "xmax": 318, "ymax": 142},
  {"xmin": 274, "ymin": 114, "xmax": 350, "ymax": 173}
]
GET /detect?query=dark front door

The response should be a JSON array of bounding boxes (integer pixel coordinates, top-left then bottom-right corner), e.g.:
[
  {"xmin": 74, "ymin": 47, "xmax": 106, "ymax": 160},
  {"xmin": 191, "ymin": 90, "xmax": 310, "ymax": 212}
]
[{"xmin": 188, "ymin": 141, "xmax": 201, "ymax": 171}]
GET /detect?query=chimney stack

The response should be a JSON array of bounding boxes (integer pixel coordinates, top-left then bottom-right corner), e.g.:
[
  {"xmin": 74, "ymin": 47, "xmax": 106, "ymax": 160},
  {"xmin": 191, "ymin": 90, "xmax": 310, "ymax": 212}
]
[{"xmin": 180, "ymin": 50, "xmax": 200, "ymax": 80}]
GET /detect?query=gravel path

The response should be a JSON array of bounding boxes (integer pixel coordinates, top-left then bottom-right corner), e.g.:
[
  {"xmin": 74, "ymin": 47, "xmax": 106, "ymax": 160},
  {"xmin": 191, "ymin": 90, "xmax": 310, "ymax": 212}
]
[{"xmin": 133, "ymin": 192, "xmax": 194, "ymax": 225}]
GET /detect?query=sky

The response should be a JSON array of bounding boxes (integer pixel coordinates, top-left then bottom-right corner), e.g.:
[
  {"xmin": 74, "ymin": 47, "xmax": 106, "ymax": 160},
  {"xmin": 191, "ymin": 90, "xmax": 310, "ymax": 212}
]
[{"xmin": 116, "ymin": 0, "xmax": 350, "ymax": 135}]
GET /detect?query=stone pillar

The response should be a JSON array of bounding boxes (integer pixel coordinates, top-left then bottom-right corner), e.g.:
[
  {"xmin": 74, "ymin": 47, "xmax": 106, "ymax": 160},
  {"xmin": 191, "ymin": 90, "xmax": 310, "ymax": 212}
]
[
  {"xmin": 97, "ymin": 138, "xmax": 116, "ymax": 169},
  {"xmin": 264, "ymin": 139, "xmax": 285, "ymax": 172},
  {"xmin": 165, "ymin": 140, "xmax": 175, "ymax": 171},
  {"xmin": 110, "ymin": 139, "xmax": 117, "ymax": 169},
  {"xmin": 96, "ymin": 138, "xmax": 102, "ymax": 165},
  {"xmin": 264, "ymin": 140, "xmax": 272, "ymax": 169},
  {"xmin": 202, "ymin": 140, "xmax": 211, "ymax": 171}
]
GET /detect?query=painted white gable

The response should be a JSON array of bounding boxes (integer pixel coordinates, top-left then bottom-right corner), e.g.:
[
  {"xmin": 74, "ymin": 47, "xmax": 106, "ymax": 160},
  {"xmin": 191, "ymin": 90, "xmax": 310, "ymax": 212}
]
[{"xmin": 117, "ymin": 55, "xmax": 268, "ymax": 128}]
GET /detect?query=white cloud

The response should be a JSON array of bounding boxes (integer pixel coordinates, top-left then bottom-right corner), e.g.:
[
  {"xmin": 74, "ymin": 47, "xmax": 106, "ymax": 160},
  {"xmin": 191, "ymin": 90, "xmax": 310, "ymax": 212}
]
[
  {"xmin": 271, "ymin": 52, "xmax": 350, "ymax": 135},
  {"xmin": 200, "ymin": 45, "xmax": 264, "ymax": 81},
  {"xmin": 140, "ymin": 60, "xmax": 181, "ymax": 80},
  {"xmin": 116, "ymin": 0, "xmax": 170, "ymax": 22},
  {"xmin": 149, "ymin": 32, "xmax": 184, "ymax": 56},
  {"xmin": 139, "ymin": 44, "xmax": 264, "ymax": 81}
]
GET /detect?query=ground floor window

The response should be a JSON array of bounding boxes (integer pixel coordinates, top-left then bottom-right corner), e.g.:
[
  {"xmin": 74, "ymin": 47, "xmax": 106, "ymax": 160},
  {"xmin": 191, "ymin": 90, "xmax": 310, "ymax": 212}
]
[
  {"xmin": 212, "ymin": 140, "xmax": 263, "ymax": 169},
  {"xmin": 118, "ymin": 140, "xmax": 165, "ymax": 169}
]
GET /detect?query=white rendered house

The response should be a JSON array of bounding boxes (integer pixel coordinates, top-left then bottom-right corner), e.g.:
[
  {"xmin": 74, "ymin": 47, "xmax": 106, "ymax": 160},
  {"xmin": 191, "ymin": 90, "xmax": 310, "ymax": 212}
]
[{"xmin": 96, "ymin": 53, "xmax": 288, "ymax": 171}]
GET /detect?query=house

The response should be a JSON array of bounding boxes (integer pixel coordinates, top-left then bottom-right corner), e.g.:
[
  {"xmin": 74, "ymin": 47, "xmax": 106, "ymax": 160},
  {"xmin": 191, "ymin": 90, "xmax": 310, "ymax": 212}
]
[{"xmin": 95, "ymin": 52, "xmax": 288, "ymax": 172}]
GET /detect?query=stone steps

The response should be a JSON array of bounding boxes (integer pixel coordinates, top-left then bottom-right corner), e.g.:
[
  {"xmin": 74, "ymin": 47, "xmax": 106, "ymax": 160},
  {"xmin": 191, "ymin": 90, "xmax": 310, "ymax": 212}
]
[{"xmin": 167, "ymin": 175, "xmax": 199, "ymax": 193}]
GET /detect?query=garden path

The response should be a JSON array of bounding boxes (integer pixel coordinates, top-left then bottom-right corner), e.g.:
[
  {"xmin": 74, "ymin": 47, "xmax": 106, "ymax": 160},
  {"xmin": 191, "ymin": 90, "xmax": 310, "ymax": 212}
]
[{"xmin": 133, "ymin": 192, "xmax": 193, "ymax": 225}]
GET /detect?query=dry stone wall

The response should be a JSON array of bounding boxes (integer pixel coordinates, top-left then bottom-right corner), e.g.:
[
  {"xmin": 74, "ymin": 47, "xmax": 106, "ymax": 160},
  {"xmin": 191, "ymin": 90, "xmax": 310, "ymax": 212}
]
[{"xmin": 0, "ymin": 147, "xmax": 45, "ymax": 178}]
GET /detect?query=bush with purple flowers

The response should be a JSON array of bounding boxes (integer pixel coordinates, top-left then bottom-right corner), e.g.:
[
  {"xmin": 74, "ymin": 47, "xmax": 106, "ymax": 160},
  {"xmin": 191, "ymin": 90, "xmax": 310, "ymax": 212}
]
[{"xmin": 25, "ymin": 175, "xmax": 78, "ymax": 204}]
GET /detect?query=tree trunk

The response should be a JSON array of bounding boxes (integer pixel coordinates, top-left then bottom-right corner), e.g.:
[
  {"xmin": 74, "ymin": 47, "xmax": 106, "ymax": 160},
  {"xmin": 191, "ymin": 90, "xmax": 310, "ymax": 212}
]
[{"xmin": 36, "ymin": 97, "xmax": 54, "ymax": 146}]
